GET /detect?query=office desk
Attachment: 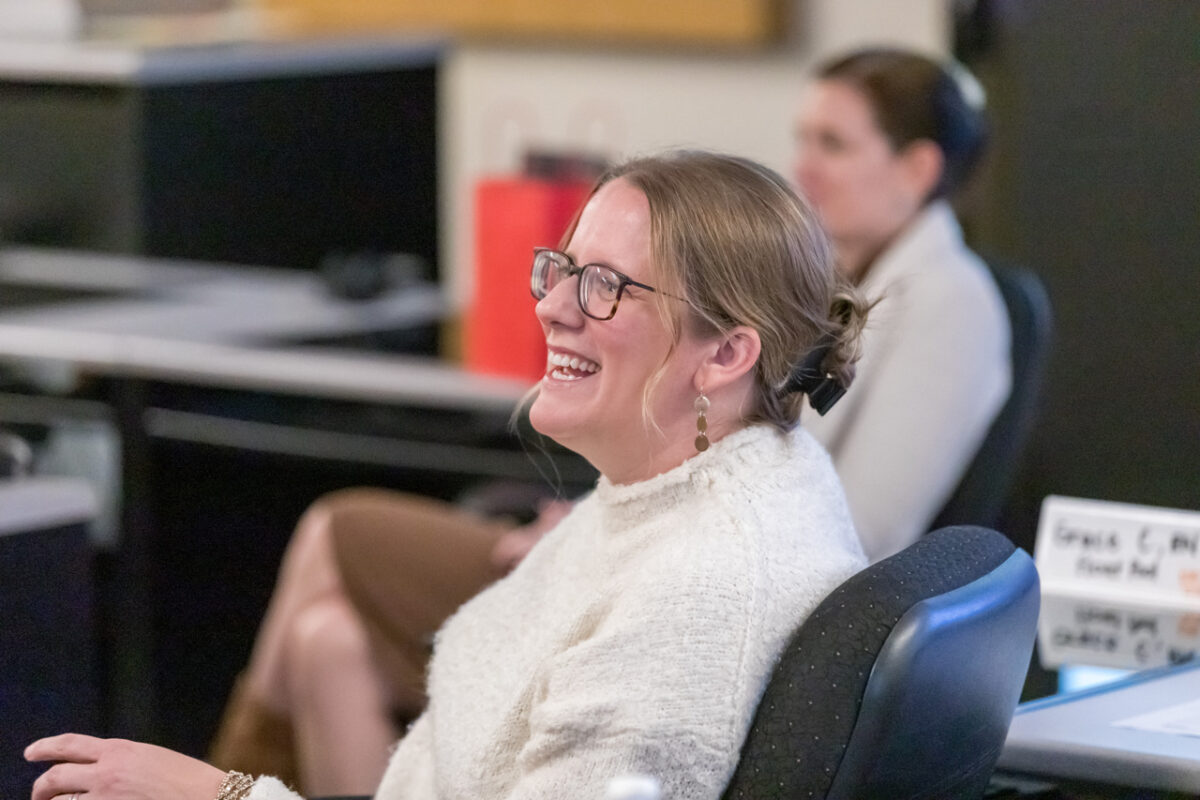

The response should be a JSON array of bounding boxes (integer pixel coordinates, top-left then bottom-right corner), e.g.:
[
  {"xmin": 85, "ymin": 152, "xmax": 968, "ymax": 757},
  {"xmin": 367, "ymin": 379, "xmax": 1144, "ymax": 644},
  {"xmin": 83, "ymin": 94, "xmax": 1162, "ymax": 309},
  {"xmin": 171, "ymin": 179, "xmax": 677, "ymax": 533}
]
[
  {"xmin": 0, "ymin": 247, "xmax": 593, "ymax": 754},
  {"xmin": 999, "ymin": 661, "xmax": 1200, "ymax": 795},
  {"xmin": 987, "ymin": 587, "xmax": 1200, "ymax": 799}
]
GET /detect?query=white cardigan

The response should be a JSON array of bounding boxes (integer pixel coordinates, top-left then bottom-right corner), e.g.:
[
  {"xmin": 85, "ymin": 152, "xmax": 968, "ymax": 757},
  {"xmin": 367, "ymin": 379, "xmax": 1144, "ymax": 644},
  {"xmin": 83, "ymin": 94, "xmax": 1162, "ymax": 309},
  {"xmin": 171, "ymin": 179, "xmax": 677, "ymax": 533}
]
[
  {"xmin": 804, "ymin": 200, "xmax": 1011, "ymax": 561},
  {"xmin": 249, "ymin": 424, "xmax": 864, "ymax": 800}
]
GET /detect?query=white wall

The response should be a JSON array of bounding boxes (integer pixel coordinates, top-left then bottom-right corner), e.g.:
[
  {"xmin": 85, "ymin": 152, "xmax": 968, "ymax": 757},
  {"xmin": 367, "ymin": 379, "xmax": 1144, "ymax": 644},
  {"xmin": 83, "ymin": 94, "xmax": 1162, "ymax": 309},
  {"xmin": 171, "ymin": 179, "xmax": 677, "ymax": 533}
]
[{"xmin": 440, "ymin": 0, "xmax": 949, "ymax": 310}]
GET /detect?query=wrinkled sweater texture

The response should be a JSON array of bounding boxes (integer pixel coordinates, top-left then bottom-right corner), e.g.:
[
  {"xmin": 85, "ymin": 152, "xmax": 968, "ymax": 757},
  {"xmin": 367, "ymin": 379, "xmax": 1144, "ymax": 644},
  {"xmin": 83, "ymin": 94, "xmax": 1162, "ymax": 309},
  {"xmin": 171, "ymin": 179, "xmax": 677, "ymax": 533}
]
[{"xmin": 249, "ymin": 424, "xmax": 865, "ymax": 800}]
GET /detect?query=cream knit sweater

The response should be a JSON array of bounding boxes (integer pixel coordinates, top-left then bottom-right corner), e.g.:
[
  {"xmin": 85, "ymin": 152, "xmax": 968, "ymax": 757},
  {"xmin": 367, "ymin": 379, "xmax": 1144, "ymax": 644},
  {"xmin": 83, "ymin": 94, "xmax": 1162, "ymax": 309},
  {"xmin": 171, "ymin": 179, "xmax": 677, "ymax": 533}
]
[{"xmin": 250, "ymin": 424, "xmax": 865, "ymax": 800}]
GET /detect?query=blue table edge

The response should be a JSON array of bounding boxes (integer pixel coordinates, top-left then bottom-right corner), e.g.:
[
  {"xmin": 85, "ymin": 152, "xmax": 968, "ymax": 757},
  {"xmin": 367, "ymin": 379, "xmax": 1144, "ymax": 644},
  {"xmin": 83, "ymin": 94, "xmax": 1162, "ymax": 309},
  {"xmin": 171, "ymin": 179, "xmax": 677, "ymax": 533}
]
[{"xmin": 1015, "ymin": 658, "xmax": 1200, "ymax": 714}]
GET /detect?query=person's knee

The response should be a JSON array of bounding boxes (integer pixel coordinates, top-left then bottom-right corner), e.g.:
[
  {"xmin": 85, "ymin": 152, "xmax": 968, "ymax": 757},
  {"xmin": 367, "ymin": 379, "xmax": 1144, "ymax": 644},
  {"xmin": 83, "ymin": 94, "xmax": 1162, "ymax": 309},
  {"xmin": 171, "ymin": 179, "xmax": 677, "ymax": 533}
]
[
  {"xmin": 287, "ymin": 488, "xmax": 393, "ymax": 573},
  {"xmin": 276, "ymin": 489, "xmax": 407, "ymax": 613},
  {"xmin": 284, "ymin": 596, "xmax": 372, "ymax": 692},
  {"xmin": 277, "ymin": 501, "xmax": 343, "ymax": 591},
  {"xmin": 294, "ymin": 488, "xmax": 380, "ymax": 546}
]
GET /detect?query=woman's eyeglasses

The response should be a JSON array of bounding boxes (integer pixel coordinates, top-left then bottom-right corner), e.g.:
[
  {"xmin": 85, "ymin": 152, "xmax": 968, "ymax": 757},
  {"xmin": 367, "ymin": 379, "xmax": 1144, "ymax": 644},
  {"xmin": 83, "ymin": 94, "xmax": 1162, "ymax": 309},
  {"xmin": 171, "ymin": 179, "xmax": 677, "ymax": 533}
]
[{"xmin": 530, "ymin": 247, "xmax": 680, "ymax": 321}]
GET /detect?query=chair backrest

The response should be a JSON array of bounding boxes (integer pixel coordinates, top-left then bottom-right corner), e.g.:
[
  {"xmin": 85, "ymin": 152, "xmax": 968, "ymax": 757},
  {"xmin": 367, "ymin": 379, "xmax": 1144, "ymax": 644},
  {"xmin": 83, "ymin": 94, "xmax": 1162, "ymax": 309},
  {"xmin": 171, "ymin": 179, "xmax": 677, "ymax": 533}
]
[
  {"xmin": 722, "ymin": 526, "xmax": 1039, "ymax": 800},
  {"xmin": 931, "ymin": 262, "xmax": 1053, "ymax": 531}
]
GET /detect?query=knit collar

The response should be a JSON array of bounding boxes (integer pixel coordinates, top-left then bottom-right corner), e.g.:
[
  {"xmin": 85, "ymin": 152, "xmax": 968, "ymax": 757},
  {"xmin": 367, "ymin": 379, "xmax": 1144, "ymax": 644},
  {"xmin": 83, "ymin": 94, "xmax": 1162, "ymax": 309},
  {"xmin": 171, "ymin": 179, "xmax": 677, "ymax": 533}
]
[{"xmin": 591, "ymin": 424, "xmax": 786, "ymax": 524}]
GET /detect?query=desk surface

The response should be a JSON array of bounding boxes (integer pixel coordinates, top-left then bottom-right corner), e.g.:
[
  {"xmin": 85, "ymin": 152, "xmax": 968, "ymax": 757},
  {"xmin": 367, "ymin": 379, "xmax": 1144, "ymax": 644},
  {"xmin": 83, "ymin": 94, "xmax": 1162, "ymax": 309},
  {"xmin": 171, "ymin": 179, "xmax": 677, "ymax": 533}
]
[
  {"xmin": 999, "ymin": 660, "xmax": 1200, "ymax": 794},
  {"xmin": 0, "ymin": 248, "xmax": 530, "ymax": 412}
]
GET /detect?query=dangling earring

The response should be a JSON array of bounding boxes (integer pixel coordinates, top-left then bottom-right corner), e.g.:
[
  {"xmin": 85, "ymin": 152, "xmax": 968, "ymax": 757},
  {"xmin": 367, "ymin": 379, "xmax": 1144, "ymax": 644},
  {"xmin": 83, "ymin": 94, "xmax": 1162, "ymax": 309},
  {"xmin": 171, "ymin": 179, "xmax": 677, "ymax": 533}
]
[{"xmin": 694, "ymin": 392, "xmax": 710, "ymax": 452}]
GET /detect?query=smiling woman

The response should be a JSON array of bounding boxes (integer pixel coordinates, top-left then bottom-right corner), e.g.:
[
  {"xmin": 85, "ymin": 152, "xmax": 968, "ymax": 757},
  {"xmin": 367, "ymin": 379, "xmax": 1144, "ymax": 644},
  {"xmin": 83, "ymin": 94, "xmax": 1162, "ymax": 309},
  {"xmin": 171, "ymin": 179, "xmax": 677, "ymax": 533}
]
[
  {"xmin": 529, "ymin": 177, "xmax": 690, "ymax": 484},
  {"xmin": 530, "ymin": 155, "xmax": 865, "ymax": 486},
  {"xmin": 142, "ymin": 49, "xmax": 1009, "ymax": 797},
  {"xmin": 27, "ymin": 151, "xmax": 870, "ymax": 800}
]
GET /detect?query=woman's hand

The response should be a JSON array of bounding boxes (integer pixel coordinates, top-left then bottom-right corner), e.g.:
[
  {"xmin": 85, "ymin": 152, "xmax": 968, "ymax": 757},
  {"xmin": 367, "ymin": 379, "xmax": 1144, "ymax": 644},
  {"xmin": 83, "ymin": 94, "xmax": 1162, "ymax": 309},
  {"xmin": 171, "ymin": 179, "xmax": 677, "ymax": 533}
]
[{"xmin": 26, "ymin": 733, "xmax": 228, "ymax": 800}]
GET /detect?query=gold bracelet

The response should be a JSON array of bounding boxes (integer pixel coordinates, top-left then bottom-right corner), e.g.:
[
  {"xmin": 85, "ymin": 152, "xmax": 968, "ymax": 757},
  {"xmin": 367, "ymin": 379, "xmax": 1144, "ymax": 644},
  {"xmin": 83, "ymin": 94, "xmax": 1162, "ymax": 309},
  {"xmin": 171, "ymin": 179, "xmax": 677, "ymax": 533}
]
[{"xmin": 216, "ymin": 770, "xmax": 255, "ymax": 800}]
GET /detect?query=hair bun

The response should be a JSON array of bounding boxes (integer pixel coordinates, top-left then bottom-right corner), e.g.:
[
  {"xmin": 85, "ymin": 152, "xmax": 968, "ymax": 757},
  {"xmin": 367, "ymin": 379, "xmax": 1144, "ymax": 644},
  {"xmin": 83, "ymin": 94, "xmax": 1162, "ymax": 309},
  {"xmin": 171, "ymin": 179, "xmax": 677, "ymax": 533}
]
[{"xmin": 783, "ymin": 334, "xmax": 847, "ymax": 415}]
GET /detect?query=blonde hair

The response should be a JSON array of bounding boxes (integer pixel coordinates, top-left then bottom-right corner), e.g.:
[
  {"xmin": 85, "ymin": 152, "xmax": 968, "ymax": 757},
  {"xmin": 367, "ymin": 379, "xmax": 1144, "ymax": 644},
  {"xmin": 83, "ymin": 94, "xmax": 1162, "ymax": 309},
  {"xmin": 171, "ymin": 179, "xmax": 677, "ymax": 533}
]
[{"xmin": 561, "ymin": 150, "xmax": 868, "ymax": 431}]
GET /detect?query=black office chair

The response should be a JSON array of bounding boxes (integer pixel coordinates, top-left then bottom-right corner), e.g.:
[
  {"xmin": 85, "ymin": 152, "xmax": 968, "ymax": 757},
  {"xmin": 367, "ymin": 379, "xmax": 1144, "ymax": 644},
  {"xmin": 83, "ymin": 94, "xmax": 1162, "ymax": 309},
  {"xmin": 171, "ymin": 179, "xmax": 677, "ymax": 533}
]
[
  {"xmin": 931, "ymin": 263, "xmax": 1053, "ymax": 531},
  {"xmin": 721, "ymin": 525, "xmax": 1039, "ymax": 800}
]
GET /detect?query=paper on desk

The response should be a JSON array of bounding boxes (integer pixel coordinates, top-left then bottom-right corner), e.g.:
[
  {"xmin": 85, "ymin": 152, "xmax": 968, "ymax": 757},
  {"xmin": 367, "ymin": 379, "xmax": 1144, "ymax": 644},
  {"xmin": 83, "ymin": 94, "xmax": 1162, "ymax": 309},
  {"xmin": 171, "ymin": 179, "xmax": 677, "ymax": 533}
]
[{"xmin": 1114, "ymin": 697, "xmax": 1200, "ymax": 739}]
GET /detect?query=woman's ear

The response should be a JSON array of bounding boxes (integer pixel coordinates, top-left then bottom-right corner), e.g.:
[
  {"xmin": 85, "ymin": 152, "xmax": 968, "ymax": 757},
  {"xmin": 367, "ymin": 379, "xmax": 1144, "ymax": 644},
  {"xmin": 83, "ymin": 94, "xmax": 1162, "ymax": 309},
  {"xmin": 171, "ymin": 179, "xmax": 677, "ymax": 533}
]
[
  {"xmin": 694, "ymin": 326, "xmax": 761, "ymax": 394},
  {"xmin": 900, "ymin": 139, "xmax": 945, "ymax": 203}
]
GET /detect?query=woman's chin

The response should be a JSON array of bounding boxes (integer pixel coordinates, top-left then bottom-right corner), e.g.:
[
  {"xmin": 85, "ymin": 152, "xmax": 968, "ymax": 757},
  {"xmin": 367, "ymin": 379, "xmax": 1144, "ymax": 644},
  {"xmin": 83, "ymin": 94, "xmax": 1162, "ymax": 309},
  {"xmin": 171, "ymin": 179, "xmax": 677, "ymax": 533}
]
[
  {"xmin": 528, "ymin": 391, "xmax": 574, "ymax": 444},
  {"xmin": 531, "ymin": 387, "xmax": 603, "ymax": 455}
]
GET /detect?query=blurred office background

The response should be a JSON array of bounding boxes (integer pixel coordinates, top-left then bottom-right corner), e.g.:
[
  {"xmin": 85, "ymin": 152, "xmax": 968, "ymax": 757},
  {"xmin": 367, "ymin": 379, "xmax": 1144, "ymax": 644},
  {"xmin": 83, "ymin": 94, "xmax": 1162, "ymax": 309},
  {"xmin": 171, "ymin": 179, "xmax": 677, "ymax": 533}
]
[{"xmin": 0, "ymin": 0, "xmax": 1196, "ymax": 792}]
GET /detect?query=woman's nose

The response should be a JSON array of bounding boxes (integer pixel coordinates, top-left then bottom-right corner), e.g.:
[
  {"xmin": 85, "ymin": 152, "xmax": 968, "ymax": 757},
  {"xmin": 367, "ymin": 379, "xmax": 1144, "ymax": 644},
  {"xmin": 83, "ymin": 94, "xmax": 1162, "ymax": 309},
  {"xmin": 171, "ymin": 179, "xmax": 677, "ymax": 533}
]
[{"xmin": 534, "ymin": 276, "xmax": 583, "ymax": 328}]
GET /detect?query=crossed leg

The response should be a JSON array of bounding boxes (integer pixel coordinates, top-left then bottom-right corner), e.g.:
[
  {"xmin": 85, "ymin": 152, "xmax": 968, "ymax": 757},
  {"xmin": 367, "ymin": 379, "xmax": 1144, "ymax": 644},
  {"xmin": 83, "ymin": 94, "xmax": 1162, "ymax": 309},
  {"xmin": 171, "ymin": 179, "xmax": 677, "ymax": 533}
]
[{"xmin": 209, "ymin": 489, "xmax": 505, "ymax": 795}]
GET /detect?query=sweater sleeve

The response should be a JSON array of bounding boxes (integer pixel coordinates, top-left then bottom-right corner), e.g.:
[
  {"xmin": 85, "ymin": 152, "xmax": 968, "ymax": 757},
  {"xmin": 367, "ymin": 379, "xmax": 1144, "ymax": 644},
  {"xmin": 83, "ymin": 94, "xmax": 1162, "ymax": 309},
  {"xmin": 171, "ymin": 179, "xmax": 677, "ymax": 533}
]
[
  {"xmin": 246, "ymin": 776, "xmax": 304, "ymax": 800},
  {"xmin": 831, "ymin": 268, "xmax": 1010, "ymax": 561},
  {"xmin": 374, "ymin": 712, "xmax": 438, "ymax": 798},
  {"xmin": 505, "ymin": 567, "xmax": 758, "ymax": 800}
]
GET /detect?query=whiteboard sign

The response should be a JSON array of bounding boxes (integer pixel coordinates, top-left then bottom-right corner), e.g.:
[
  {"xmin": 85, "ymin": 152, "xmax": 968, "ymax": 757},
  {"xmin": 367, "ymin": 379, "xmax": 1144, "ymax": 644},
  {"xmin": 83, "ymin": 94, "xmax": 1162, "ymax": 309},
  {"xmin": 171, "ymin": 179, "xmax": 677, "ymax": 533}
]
[
  {"xmin": 1037, "ymin": 591, "xmax": 1200, "ymax": 670},
  {"xmin": 1035, "ymin": 495, "xmax": 1200, "ymax": 606}
]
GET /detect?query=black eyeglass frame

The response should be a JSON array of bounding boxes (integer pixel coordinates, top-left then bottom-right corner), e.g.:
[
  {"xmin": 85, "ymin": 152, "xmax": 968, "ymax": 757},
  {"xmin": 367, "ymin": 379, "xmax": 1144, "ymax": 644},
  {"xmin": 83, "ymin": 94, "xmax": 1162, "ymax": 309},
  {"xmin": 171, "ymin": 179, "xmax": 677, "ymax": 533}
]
[{"xmin": 530, "ymin": 247, "xmax": 684, "ymax": 321}]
